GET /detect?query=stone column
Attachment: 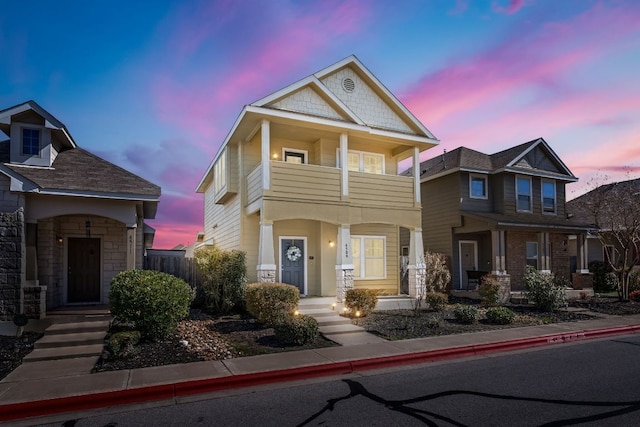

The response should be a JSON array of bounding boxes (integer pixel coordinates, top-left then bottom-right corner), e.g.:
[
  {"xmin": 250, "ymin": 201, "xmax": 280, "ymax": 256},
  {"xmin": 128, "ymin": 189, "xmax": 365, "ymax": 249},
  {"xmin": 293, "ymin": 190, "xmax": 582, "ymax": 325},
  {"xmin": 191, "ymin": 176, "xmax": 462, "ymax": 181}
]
[
  {"xmin": 257, "ymin": 219, "xmax": 276, "ymax": 283},
  {"xmin": 408, "ymin": 228, "xmax": 426, "ymax": 298},
  {"xmin": 335, "ymin": 225, "xmax": 354, "ymax": 302},
  {"xmin": 0, "ymin": 209, "xmax": 25, "ymax": 320}
]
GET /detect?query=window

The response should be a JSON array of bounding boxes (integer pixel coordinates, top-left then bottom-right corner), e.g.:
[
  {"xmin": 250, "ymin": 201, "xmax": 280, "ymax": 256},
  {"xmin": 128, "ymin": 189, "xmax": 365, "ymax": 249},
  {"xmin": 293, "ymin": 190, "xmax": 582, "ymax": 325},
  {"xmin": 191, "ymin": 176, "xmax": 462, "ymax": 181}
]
[
  {"xmin": 213, "ymin": 149, "xmax": 226, "ymax": 194},
  {"xmin": 542, "ymin": 180, "xmax": 556, "ymax": 214},
  {"xmin": 351, "ymin": 236, "xmax": 386, "ymax": 279},
  {"xmin": 526, "ymin": 242, "xmax": 538, "ymax": 268},
  {"xmin": 22, "ymin": 128, "xmax": 40, "ymax": 155},
  {"xmin": 516, "ymin": 176, "xmax": 532, "ymax": 212},
  {"xmin": 283, "ymin": 148, "xmax": 307, "ymax": 164},
  {"xmin": 469, "ymin": 174, "xmax": 488, "ymax": 199},
  {"xmin": 340, "ymin": 149, "xmax": 385, "ymax": 174}
]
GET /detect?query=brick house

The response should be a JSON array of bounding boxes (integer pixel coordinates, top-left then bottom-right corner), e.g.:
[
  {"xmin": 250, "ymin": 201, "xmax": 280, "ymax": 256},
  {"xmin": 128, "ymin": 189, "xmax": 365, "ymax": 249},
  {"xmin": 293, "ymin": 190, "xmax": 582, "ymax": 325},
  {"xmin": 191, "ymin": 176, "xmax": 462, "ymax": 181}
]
[{"xmin": 0, "ymin": 101, "xmax": 160, "ymax": 319}]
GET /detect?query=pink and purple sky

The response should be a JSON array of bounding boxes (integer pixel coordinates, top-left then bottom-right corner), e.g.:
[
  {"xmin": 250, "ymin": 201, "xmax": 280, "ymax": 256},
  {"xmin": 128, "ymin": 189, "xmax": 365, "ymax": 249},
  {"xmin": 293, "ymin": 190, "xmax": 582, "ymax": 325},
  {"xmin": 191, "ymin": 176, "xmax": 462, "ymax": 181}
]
[{"xmin": 1, "ymin": 0, "xmax": 639, "ymax": 248}]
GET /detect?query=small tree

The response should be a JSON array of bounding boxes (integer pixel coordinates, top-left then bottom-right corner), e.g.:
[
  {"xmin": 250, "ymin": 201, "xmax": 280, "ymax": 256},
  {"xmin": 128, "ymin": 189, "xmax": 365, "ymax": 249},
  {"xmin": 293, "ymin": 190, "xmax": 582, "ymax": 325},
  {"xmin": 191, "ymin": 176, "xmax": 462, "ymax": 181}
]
[
  {"xmin": 414, "ymin": 251, "xmax": 451, "ymax": 315},
  {"xmin": 570, "ymin": 176, "xmax": 640, "ymax": 301},
  {"xmin": 194, "ymin": 246, "xmax": 247, "ymax": 314}
]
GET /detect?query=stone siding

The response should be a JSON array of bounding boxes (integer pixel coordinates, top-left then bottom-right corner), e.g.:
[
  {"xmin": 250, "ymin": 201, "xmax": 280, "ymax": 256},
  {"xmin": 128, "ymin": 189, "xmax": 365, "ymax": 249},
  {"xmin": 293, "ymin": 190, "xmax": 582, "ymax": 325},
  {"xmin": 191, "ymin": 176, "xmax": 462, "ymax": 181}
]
[{"xmin": 0, "ymin": 209, "xmax": 24, "ymax": 320}]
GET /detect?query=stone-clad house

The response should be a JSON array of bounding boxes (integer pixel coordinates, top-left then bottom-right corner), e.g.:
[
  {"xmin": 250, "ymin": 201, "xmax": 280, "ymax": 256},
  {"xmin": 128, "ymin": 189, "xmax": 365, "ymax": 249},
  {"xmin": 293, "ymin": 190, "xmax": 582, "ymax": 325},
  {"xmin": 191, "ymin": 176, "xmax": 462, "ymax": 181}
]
[
  {"xmin": 405, "ymin": 138, "xmax": 594, "ymax": 291},
  {"xmin": 0, "ymin": 101, "xmax": 160, "ymax": 319},
  {"xmin": 196, "ymin": 56, "xmax": 439, "ymax": 300}
]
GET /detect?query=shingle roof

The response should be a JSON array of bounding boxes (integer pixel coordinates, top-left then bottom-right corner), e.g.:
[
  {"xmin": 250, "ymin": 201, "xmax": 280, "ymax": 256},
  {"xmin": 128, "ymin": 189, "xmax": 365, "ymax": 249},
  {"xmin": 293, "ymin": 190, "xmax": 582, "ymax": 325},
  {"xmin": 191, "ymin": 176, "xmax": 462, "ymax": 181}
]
[
  {"xmin": 566, "ymin": 178, "xmax": 640, "ymax": 227},
  {"xmin": 4, "ymin": 147, "xmax": 160, "ymax": 198},
  {"xmin": 462, "ymin": 211, "xmax": 594, "ymax": 232}
]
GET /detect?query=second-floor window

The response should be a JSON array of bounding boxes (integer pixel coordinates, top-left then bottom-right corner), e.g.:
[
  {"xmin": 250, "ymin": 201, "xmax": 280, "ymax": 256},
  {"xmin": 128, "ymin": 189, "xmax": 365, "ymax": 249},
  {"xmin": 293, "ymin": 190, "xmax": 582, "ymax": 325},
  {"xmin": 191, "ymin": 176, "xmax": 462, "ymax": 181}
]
[
  {"xmin": 516, "ymin": 176, "xmax": 532, "ymax": 212},
  {"xmin": 345, "ymin": 150, "xmax": 384, "ymax": 174},
  {"xmin": 22, "ymin": 128, "xmax": 40, "ymax": 155},
  {"xmin": 526, "ymin": 242, "xmax": 538, "ymax": 268},
  {"xmin": 470, "ymin": 174, "xmax": 488, "ymax": 199},
  {"xmin": 351, "ymin": 236, "xmax": 386, "ymax": 279},
  {"xmin": 542, "ymin": 180, "xmax": 556, "ymax": 214},
  {"xmin": 214, "ymin": 149, "xmax": 226, "ymax": 194},
  {"xmin": 283, "ymin": 148, "xmax": 307, "ymax": 164}
]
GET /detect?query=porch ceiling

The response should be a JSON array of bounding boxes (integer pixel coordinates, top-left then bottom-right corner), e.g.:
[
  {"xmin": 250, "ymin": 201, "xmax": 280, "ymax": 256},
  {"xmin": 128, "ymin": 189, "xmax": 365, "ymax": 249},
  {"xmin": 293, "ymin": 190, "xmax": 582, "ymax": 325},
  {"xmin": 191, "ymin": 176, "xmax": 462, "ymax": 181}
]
[{"xmin": 458, "ymin": 211, "xmax": 596, "ymax": 234}]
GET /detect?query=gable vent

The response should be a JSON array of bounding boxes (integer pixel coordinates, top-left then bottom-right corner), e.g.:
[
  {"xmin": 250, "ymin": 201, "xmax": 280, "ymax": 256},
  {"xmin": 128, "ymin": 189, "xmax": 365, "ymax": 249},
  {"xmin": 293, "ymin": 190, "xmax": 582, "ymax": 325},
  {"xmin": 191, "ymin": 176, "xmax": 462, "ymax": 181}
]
[{"xmin": 342, "ymin": 77, "xmax": 355, "ymax": 93}]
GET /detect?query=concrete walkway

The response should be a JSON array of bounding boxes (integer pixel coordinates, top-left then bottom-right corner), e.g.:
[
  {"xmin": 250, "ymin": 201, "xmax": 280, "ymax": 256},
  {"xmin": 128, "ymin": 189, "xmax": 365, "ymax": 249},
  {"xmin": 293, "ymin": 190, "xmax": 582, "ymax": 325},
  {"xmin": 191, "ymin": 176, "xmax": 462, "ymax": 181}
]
[{"xmin": 1, "ymin": 312, "xmax": 639, "ymax": 424}]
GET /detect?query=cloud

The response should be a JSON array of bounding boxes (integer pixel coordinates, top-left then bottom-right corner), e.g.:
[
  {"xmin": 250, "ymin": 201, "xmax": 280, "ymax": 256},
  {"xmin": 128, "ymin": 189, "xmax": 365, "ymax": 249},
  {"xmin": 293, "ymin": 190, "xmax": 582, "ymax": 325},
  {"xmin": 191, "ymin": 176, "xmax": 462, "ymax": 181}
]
[{"xmin": 492, "ymin": 0, "xmax": 525, "ymax": 15}]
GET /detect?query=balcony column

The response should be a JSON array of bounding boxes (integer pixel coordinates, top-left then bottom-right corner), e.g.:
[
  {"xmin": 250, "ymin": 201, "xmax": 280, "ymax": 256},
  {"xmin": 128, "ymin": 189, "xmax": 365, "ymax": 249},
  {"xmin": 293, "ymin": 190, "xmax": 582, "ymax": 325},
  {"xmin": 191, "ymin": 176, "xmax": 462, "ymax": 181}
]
[
  {"xmin": 538, "ymin": 232, "xmax": 551, "ymax": 273},
  {"xmin": 261, "ymin": 119, "xmax": 271, "ymax": 191},
  {"xmin": 257, "ymin": 218, "xmax": 276, "ymax": 283},
  {"xmin": 491, "ymin": 230, "xmax": 507, "ymax": 274},
  {"xmin": 408, "ymin": 228, "xmax": 426, "ymax": 298},
  {"xmin": 335, "ymin": 224, "xmax": 354, "ymax": 302},
  {"xmin": 340, "ymin": 133, "xmax": 349, "ymax": 198},
  {"xmin": 413, "ymin": 146, "xmax": 421, "ymax": 205}
]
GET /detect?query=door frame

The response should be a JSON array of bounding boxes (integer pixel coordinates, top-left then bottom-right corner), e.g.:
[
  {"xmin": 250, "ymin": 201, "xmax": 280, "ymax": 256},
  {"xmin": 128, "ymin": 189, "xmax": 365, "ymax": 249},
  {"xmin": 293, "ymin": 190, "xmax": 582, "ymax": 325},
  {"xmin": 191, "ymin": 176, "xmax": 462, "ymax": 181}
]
[
  {"xmin": 278, "ymin": 236, "xmax": 308, "ymax": 296},
  {"xmin": 458, "ymin": 240, "xmax": 478, "ymax": 290},
  {"xmin": 63, "ymin": 235, "xmax": 103, "ymax": 305}
]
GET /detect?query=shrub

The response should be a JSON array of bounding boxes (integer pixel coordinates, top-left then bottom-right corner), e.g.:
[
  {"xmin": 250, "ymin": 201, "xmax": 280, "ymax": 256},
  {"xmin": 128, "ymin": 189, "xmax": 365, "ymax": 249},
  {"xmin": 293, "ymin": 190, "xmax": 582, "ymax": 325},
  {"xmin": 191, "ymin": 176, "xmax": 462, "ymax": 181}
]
[
  {"xmin": 478, "ymin": 277, "xmax": 501, "ymax": 306},
  {"xmin": 453, "ymin": 304, "xmax": 478, "ymax": 324},
  {"xmin": 485, "ymin": 307, "xmax": 516, "ymax": 325},
  {"xmin": 425, "ymin": 292, "xmax": 448, "ymax": 312},
  {"xmin": 523, "ymin": 265, "xmax": 566, "ymax": 312},
  {"xmin": 195, "ymin": 246, "xmax": 247, "ymax": 314},
  {"xmin": 345, "ymin": 289, "xmax": 378, "ymax": 317},
  {"xmin": 629, "ymin": 289, "xmax": 640, "ymax": 302},
  {"xmin": 424, "ymin": 251, "xmax": 451, "ymax": 293},
  {"xmin": 107, "ymin": 330, "xmax": 141, "ymax": 358},
  {"xmin": 245, "ymin": 282, "xmax": 299, "ymax": 325},
  {"xmin": 109, "ymin": 270, "xmax": 194, "ymax": 340},
  {"xmin": 273, "ymin": 314, "xmax": 319, "ymax": 345},
  {"xmin": 589, "ymin": 261, "xmax": 616, "ymax": 293},
  {"xmin": 629, "ymin": 270, "xmax": 640, "ymax": 293}
]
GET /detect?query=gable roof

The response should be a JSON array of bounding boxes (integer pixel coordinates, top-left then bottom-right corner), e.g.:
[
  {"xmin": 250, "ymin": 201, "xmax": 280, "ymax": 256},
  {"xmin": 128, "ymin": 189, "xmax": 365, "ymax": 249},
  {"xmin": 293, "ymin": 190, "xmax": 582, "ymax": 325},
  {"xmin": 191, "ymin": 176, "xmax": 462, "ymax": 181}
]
[
  {"xmin": 0, "ymin": 100, "xmax": 76, "ymax": 149},
  {"xmin": 415, "ymin": 138, "xmax": 577, "ymax": 182},
  {"xmin": 1, "ymin": 144, "xmax": 160, "ymax": 199}
]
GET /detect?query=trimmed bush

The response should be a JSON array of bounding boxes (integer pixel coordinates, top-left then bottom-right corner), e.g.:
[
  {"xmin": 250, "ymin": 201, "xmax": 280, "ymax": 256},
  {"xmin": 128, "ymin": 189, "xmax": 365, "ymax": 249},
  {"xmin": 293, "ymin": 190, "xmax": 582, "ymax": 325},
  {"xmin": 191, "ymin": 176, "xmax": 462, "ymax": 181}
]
[
  {"xmin": 109, "ymin": 270, "xmax": 195, "ymax": 340},
  {"xmin": 245, "ymin": 282, "xmax": 299, "ymax": 325},
  {"xmin": 425, "ymin": 292, "xmax": 448, "ymax": 312},
  {"xmin": 478, "ymin": 277, "xmax": 501, "ymax": 306},
  {"xmin": 523, "ymin": 265, "xmax": 566, "ymax": 312},
  {"xmin": 108, "ymin": 330, "xmax": 141, "ymax": 358},
  {"xmin": 345, "ymin": 288, "xmax": 378, "ymax": 317},
  {"xmin": 453, "ymin": 304, "xmax": 478, "ymax": 324},
  {"xmin": 195, "ymin": 246, "xmax": 247, "ymax": 314},
  {"xmin": 273, "ymin": 314, "xmax": 319, "ymax": 345},
  {"xmin": 629, "ymin": 289, "xmax": 640, "ymax": 302},
  {"xmin": 485, "ymin": 306, "xmax": 516, "ymax": 325}
]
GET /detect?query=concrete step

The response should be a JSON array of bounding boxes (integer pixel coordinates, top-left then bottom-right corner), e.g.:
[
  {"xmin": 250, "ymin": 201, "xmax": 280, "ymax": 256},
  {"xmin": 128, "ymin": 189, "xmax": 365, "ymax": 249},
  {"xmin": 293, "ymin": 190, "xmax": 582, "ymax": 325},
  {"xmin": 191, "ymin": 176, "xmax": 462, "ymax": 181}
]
[
  {"xmin": 297, "ymin": 303, "xmax": 336, "ymax": 311},
  {"xmin": 319, "ymin": 323, "xmax": 366, "ymax": 335},
  {"xmin": 44, "ymin": 319, "xmax": 111, "ymax": 335},
  {"xmin": 35, "ymin": 331, "xmax": 107, "ymax": 349},
  {"xmin": 23, "ymin": 344, "xmax": 105, "ymax": 363},
  {"xmin": 315, "ymin": 317, "xmax": 352, "ymax": 327},
  {"xmin": 375, "ymin": 298, "xmax": 415, "ymax": 311},
  {"xmin": 297, "ymin": 308, "xmax": 338, "ymax": 317}
]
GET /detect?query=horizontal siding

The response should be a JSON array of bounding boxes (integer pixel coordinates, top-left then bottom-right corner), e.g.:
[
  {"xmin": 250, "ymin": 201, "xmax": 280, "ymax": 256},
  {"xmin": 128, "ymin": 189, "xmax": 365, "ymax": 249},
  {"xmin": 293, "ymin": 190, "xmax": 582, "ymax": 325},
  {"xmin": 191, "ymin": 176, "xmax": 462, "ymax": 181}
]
[
  {"xmin": 204, "ymin": 182, "xmax": 241, "ymax": 250},
  {"xmin": 349, "ymin": 172, "xmax": 414, "ymax": 208},
  {"xmin": 422, "ymin": 174, "xmax": 460, "ymax": 255},
  {"xmin": 246, "ymin": 165, "xmax": 262, "ymax": 205},
  {"xmin": 270, "ymin": 161, "xmax": 340, "ymax": 202}
]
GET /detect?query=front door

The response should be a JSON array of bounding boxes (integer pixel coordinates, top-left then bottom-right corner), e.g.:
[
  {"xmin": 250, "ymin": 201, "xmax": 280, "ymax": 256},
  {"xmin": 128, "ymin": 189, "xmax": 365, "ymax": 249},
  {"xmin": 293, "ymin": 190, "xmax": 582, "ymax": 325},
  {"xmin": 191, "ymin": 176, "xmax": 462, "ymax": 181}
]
[
  {"xmin": 67, "ymin": 237, "xmax": 101, "ymax": 303},
  {"xmin": 459, "ymin": 240, "xmax": 478, "ymax": 290},
  {"xmin": 281, "ymin": 238, "xmax": 305, "ymax": 295}
]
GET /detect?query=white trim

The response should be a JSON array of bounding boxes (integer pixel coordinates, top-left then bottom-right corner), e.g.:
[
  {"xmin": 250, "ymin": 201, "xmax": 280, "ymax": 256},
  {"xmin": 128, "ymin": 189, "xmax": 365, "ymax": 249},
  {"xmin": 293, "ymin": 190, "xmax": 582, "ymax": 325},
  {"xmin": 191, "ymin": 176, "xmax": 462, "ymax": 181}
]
[
  {"xmin": 278, "ymin": 236, "xmax": 308, "ymax": 296},
  {"xmin": 351, "ymin": 235, "xmax": 387, "ymax": 280},
  {"xmin": 282, "ymin": 147, "xmax": 308, "ymax": 164},
  {"xmin": 541, "ymin": 178, "xmax": 557, "ymax": 215},
  {"xmin": 469, "ymin": 173, "xmax": 488, "ymax": 200},
  {"xmin": 337, "ymin": 148, "xmax": 385, "ymax": 175},
  {"xmin": 516, "ymin": 175, "xmax": 533, "ymax": 213},
  {"xmin": 458, "ymin": 240, "xmax": 478, "ymax": 290},
  {"xmin": 63, "ymin": 235, "xmax": 103, "ymax": 305}
]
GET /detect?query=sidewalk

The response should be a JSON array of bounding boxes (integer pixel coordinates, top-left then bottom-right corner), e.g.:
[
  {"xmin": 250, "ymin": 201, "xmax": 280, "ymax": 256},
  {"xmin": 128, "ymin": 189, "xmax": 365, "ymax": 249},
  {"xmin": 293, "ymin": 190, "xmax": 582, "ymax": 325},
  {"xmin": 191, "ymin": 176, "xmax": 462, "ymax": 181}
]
[{"xmin": 1, "ymin": 313, "xmax": 640, "ymax": 424}]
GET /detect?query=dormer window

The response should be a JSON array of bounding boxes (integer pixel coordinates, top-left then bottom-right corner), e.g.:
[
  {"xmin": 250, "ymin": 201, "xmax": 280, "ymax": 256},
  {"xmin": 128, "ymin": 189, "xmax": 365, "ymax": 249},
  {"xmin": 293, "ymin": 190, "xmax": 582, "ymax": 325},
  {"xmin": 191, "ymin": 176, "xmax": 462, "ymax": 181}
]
[{"xmin": 22, "ymin": 128, "xmax": 40, "ymax": 155}]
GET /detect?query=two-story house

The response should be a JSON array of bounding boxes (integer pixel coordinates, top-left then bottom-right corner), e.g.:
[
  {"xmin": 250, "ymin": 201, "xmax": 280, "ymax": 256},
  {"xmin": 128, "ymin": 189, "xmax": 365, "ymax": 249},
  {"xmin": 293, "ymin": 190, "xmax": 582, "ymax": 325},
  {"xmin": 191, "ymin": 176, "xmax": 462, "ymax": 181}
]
[
  {"xmin": 410, "ymin": 138, "xmax": 594, "ymax": 291},
  {"xmin": 196, "ymin": 56, "xmax": 439, "ymax": 301},
  {"xmin": 0, "ymin": 101, "xmax": 160, "ymax": 320}
]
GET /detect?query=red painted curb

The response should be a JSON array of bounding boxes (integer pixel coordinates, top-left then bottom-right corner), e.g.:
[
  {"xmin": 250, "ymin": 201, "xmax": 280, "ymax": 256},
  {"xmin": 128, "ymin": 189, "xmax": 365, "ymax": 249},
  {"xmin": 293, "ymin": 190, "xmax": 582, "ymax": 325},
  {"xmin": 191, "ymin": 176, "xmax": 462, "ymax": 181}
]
[{"xmin": 1, "ymin": 324, "xmax": 638, "ymax": 422}]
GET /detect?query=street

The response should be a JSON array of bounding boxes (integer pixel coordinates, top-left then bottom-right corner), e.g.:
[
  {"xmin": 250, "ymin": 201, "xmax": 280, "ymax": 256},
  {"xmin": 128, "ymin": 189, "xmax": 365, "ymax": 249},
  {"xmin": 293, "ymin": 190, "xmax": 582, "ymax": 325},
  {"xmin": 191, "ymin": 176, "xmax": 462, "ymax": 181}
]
[{"xmin": 37, "ymin": 334, "xmax": 640, "ymax": 426}]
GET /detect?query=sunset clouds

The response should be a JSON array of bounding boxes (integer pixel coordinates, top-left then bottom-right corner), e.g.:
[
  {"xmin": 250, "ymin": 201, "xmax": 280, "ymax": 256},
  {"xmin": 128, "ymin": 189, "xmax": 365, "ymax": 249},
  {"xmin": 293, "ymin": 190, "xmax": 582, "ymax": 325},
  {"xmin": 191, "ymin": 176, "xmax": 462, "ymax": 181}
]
[{"xmin": 1, "ymin": 0, "xmax": 639, "ymax": 248}]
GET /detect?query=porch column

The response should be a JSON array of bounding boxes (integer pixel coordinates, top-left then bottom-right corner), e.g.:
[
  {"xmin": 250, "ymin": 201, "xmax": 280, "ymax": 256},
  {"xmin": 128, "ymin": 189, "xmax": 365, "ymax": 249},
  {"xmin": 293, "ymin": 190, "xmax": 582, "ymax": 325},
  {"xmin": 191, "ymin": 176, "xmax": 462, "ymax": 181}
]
[
  {"xmin": 340, "ymin": 133, "xmax": 349, "ymax": 198},
  {"xmin": 408, "ymin": 228, "xmax": 426, "ymax": 298},
  {"xmin": 538, "ymin": 232, "xmax": 551, "ymax": 273},
  {"xmin": 257, "ymin": 219, "xmax": 276, "ymax": 283},
  {"xmin": 576, "ymin": 233, "xmax": 589, "ymax": 273},
  {"xmin": 126, "ymin": 227, "xmax": 136, "ymax": 270},
  {"xmin": 335, "ymin": 224, "xmax": 353, "ymax": 302},
  {"xmin": 413, "ymin": 146, "xmax": 421, "ymax": 205},
  {"xmin": 491, "ymin": 230, "xmax": 507, "ymax": 274},
  {"xmin": 261, "ymin": 119, "xmax": 271, "ymax": 191}
]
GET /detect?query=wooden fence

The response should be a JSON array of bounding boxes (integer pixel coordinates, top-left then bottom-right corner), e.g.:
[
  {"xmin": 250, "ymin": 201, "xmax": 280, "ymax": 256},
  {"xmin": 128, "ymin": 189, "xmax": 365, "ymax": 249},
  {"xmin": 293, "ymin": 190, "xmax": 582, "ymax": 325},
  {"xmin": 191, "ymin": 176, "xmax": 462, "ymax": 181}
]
[{"xmin": 143, "ymin": 251, "xmax": 200, "ymax": 288}]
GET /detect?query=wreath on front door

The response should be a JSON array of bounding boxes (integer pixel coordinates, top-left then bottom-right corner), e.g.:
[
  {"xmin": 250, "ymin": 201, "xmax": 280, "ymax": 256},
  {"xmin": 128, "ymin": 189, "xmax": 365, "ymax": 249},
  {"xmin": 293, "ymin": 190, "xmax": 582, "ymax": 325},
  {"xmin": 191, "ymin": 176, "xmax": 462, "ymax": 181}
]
[{"xmin": 286, "ymin": 245, "xmax": 302, "ymax": 262}]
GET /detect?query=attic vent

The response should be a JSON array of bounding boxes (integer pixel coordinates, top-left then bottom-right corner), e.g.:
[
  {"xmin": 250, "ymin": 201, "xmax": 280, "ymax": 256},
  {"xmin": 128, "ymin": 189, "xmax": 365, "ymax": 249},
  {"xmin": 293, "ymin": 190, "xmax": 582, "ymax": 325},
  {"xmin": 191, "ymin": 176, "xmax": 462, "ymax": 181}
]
[{"xmin": 342, "ymin": 77, "xmax": 355, "ymax": 93}]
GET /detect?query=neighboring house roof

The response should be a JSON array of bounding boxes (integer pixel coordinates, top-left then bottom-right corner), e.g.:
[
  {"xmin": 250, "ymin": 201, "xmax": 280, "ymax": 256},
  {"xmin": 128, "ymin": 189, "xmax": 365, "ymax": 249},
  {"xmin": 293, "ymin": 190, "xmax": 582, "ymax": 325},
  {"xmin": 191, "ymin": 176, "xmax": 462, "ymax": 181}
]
[
  {"xmin": 0, "ymin": 143, "xmax": 160, "ymax": 199},
  {"xmin": 567, "ymin": 177, "xmax": 640, "ymax": 228},
  {"xmin": 413, "ymin": 138, "xmax": 577, "ymax": 182}
]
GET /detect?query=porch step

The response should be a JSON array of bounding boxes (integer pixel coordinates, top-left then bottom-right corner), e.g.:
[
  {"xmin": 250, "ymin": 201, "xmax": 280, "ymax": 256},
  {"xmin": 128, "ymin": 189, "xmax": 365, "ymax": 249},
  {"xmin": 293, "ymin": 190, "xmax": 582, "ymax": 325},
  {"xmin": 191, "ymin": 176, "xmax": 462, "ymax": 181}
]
[
  {"xmin": 315, "ymin": 317, "xmax": 352, "ymax": 327},
  {"xmin": 319, "ymin": 323, "xmax": 367, "ymax": 335},
  {"xmin": 374, "ymin": 297, "xmax": 415, "ymax": 311},
  {"xmin": 44, "ymin": 319, "xmax": 111, "ymax": 335},
  {"xmin": 297, "ymin": 308, "xmax": 339, "ymax": 317},
  {"xmin": 23, "ymin": 344, "xmax": 105, "ymax": 363},
  {"xmin": 35, "ymin": 331, "xmax": 106, "ymax": 349}
]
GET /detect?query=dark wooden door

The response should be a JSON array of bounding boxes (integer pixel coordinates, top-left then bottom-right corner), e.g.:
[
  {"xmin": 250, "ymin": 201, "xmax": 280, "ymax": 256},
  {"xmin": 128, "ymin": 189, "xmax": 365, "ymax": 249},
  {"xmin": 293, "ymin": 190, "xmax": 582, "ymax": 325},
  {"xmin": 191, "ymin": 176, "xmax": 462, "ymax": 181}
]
[
  {"xmin": 67, "ymin": 237, "xmax": 101, "ymax": 303},
  {"xmin": 281, "ymin": 239, "xmax": 305, "ymax": 294}
]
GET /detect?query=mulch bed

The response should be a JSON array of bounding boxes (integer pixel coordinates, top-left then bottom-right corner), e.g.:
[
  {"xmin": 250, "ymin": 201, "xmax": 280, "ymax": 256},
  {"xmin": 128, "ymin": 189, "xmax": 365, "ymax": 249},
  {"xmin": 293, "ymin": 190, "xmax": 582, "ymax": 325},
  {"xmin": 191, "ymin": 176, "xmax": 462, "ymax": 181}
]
[{"xmin": 0, "ymin": 331, "xmax": 43, "ymax": 381}]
